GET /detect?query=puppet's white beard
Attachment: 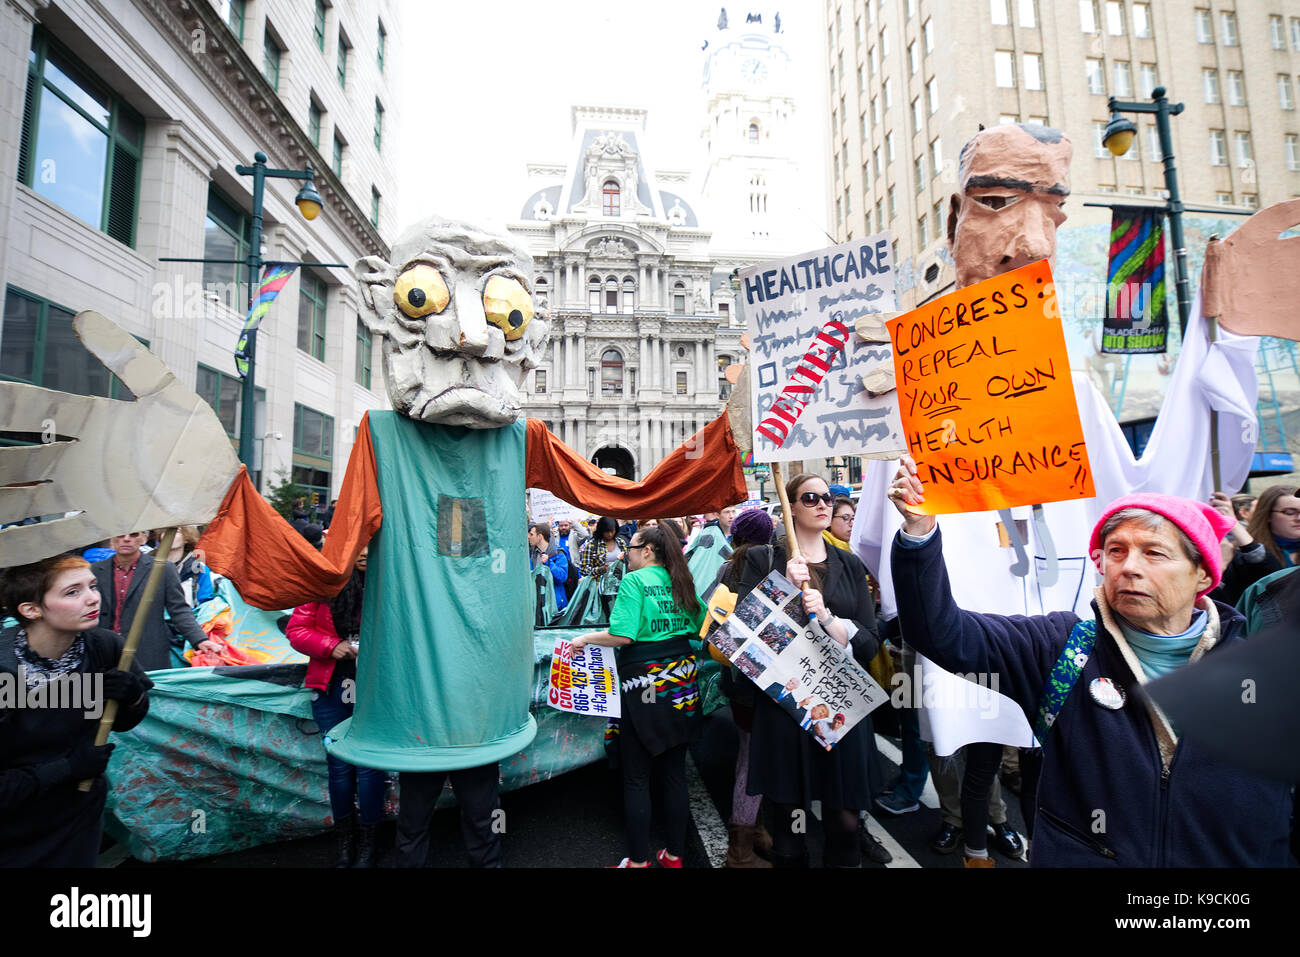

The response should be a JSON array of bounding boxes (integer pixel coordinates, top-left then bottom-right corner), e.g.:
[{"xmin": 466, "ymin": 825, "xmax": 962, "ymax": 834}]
[{"xmin": 384, "ymin": 344, "xmax": 525, "ymax": 428}]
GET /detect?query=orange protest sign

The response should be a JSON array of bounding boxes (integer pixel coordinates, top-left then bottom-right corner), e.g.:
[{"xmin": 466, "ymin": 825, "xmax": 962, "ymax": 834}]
[{"xmin": 886, "ymin": 260, "xmax": 1095, "ymax": 514}]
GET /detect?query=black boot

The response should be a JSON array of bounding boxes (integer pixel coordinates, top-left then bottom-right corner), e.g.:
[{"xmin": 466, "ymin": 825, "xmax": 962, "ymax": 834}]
[
  {"xmin": 333, "ymin": 817, "xmax": 356, "ymax": 868},
  {"xmin": 354, "ymin": 823, "xmax": 378, "ymax": 868},
  {"xmin": 771, "ymin": 850, "xmax": 810, "ymax": 868}
]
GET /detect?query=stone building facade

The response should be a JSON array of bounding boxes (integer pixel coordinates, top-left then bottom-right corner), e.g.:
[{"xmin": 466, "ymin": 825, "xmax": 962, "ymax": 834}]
[{"xmin": 0, "ymin": 0, "xmax": 401, "ymax": 505}]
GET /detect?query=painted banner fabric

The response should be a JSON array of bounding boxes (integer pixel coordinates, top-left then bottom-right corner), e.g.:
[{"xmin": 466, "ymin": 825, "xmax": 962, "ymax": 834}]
[
  {"xmin": 548, "ymin": 636, "xmax": 621, "ymax": 718},
  {"xmin": 739, "ymin": 234, "xmax": 903, "ymax": 463},
  {"xmin": 528, "ymin": 487, "xmax": 587, "ymax": 524},
  {"xmin": 234, "ymin": 263, "xmax": 298, "ymax": 377},
  {"xmin": 888, "ymin": 260, "xmax": 1096, "ymax": 514},
  {"xmin": 1101, "ymin": 205, "xmax": 1167, "ymax": 354},
  {"xmin": 705, "ymin": 570, "xmax": 887, "ymax": 749}
]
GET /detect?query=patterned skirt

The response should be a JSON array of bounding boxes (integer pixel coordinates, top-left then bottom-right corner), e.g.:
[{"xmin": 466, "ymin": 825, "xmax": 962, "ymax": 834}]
[{"xmin": 605, "ymin": 636, "xmax": 702, "ymax": 760}]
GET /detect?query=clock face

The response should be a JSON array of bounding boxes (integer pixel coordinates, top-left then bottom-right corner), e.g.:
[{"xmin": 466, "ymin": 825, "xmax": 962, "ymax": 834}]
[{"xmin": 741, "ymin": 57, "xmax": 768, "ymax": 84}]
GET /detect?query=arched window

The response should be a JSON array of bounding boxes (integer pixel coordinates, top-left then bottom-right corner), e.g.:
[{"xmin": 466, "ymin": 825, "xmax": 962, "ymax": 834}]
[
  {"xmin": 602, "ymin": 180, "xmax": 620, "ymax": 216},
  {"xmin": 604, "ymin": 277, "xmax": 618, "ymax": 313},
  {"xmin": 672, "ymin": 281, "xmax": 687, "ymax": 314},
  {"xmin": 748, "ymin": 121, "xmax": 760, "ymax": 144},
  {"xmin": 588, "ymin": 275, "xmax": 601, "ymax": 312},
  {"xmin": 600, "ymin": 349, "xmax": 624, "ymax": 396},
  {"xmin": 622, "ymin": 277, "xmax": 635, "ymax": 314}
]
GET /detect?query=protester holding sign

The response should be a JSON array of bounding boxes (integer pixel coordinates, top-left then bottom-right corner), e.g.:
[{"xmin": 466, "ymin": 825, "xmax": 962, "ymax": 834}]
[
  {"xmin": 572, "ymin": 526, "xmax": 705, "ymax": 868},
  {"xmin": 886, "ymin": 455, "xmax": 1293, "ymax": 866},
  {"xmin": 735, "ymin": 474, "xmax": 881, "ymax": 868}
]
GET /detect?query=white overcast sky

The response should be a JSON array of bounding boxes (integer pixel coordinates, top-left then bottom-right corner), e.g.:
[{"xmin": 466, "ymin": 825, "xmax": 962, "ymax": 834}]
[{"xmin": 396, "ymin": 0, "xmax": 829, "ymax": 237}]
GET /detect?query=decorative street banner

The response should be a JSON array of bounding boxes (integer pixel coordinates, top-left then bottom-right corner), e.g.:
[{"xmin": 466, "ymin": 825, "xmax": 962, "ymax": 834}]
[
  {"xmin": 234, "ymin": 263, "xmax": 298, "ymax": 377},
  {"xmin": 739, "ymin": 234, "xmax": 903, "ymax": 463},
  {"xmin": 703, "ymin": 570, "xmax": 887, "ymax": 749},
  {"xmin": 887, "ymin": 259, "xmax": 1096, "ymax": 514},
  {"xmin": 1101, "ymin": 205, "xmax": 1168, "ymax": 354},
  {"xmin": 528, "ymin": 487, "xmax": 586, "ymax": 525},
  {"xmin": 548, "ymin": 636, "xmax": 621, "ymax": 718}
]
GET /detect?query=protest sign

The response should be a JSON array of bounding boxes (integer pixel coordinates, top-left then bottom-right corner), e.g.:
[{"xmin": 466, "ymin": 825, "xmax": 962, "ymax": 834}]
[
  {"xmin": 704, "ymin": 571, "xmax": 887, "ymax": 749},
  {"xmin": 739, "ymin": 234, "xmax": 904, "ymax": 463},
  {"xmin": 887, "ymin": 259, "xmax": 1095, "ymax": 514},
  {"xmin": 528, "ymin": 487, "xmax": 586, "ymax": 525},
  {"xmin": 548, "ymin": 636, "xmax": 621, "ymax": 718}
]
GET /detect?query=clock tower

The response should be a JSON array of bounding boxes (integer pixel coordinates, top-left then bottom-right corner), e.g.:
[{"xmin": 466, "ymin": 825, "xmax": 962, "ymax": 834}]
[{"xmin": 701, "ymin": 7, "xmax": 810, "ymax": 259}]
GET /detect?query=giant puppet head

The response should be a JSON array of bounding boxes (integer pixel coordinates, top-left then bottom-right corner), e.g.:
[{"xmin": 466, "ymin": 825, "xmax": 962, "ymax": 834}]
[
  {"xmin": 946, "ymin": 124, "xmax": 1073, "ymax": 288},
  {"xmin": 354, "ymin": 216, "xmax": 550, "ymax": 427}
]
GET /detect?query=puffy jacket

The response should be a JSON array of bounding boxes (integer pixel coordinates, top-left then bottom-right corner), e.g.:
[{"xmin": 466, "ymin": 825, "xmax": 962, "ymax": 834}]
[
  {"xmin": 286, "ymin": 602, "xmax": 346, "ymax": 692},
  {"xmin": 893, "ymin": 527, "xmax": 1293, "ymax": 867}
]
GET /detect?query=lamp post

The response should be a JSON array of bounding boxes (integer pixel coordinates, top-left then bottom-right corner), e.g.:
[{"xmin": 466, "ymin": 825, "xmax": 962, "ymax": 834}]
[
  {"xmin": 1101, "ymin": 87, "xmax": 1191, "ymax": 340},
  {"xmin": 233, "ymin": 152, "xmax": 324, "ymax": 470}
]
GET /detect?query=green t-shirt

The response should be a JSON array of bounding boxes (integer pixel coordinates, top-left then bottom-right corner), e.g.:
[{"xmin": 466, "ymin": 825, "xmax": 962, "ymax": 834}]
[{"xmin": 608, "ymin": 565, "xmax": 704, "ymax": 643}]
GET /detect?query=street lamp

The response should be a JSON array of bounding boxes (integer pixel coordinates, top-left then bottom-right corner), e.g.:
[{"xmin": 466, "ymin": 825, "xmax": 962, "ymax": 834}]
[
  {"xmin": 1101, "ymin": 87, "xmax": 1191, "ymax": 340},
  {"xmin": 233, "ymin": 152, "xmax": 323, "ymax": 470}
]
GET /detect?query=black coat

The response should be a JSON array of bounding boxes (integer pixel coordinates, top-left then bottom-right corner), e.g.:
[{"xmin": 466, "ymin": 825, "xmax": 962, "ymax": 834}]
[
  {"xmin": 0, "ymin": 625, "xmax": 152, "ymax": 866},
  {"xmin": 737, "ymin": 543, "xmax": 883, "ymax": 808},
  {"xmin": 91, "ymin": 552, "xmax": 209, "ymax": 672}
]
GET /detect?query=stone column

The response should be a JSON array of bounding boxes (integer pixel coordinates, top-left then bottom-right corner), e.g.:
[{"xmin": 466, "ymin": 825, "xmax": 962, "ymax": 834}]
[{"xmin": 577, "ymin": 417, "xmax": 587, "ymax": 456}]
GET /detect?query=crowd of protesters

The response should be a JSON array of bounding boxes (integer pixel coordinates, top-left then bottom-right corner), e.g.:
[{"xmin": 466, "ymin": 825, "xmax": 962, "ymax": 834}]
[{"xmin": 2, "ymin": 474, "xmax": 1297, "ymax": 868}]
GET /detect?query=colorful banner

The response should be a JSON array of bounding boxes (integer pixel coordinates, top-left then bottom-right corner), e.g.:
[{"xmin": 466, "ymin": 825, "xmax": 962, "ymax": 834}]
[
  {"xmin": 738, "ymin": 234, "xmax": 903, "ymax": 463},
  {"xmin": 548, "ymin": 636, "xmax": 621, "ymax": 718},
  {"xmin": 234, "ymin": 263, "xmax": 298, "ymax": 377},
  {"xmin": 1101, "ymin": 205, "xmax": 1167, "ymax": 354},
  {"xmin": 704, "ymin": 571, "xmax": 887, "ymax": 749},
  {"xmin": 886, "ymin": 259, "xmax": 1096, "ymax": 514}
]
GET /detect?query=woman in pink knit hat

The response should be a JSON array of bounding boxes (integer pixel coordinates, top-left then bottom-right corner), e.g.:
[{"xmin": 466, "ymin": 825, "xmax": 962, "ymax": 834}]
[{"xmin": 885, "ymin": 455, "xmax": 1293, "ymax": 867}]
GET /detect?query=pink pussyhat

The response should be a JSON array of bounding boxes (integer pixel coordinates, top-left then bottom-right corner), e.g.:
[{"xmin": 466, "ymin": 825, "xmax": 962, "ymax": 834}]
[{"xmin": 1088, "ymin": 493, "xmax": 1237, "ymax": 600}]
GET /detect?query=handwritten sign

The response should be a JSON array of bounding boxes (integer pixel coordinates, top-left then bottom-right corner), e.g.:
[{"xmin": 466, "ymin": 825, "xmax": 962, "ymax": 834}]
[
  {"xmin": 738, "ymin": 234, "xmax": 904, "ymax": 463},
  {"xmin": 887, "ymin": 260, "xmax": 1095, "ymax": 514},
  {"xmin": 528, "ymin": 488, "xmax": 586, "ymax": 525},
  {"xmin": 548, "ymin": 637, "xmax": 621, "ymax": 718},
  {"xmin": 706, "ymin": 571, "xmax": 887, "ymax": 749}
]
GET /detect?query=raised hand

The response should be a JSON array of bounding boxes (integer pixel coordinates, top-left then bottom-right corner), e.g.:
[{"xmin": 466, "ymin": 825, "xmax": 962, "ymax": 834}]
[
  {"xmin": 887, "ymin": 454, "xmax": 937, "ymax": 537},
  {"xmin": 0, "ymin": 311, "xmax": 241, "ymax": 566}
]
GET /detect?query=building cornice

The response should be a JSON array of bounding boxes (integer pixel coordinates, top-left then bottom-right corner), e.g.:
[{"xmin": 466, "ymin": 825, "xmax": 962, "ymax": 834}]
[{"xmin": 144, "ymin": 0, "xmax": 387, "ymax": 259}]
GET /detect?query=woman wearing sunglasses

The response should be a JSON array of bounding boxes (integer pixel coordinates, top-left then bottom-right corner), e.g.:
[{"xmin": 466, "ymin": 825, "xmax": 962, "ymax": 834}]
[
  {"xmin": 572, "ymin": 526, "xmax": 704, "ymax": 868},
  {"xmin": 734, "ymin": 473, "xmax": 881, "ymax": 867}
]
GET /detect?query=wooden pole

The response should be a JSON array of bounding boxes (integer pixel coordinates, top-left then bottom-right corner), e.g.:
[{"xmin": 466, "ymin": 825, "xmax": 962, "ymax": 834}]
[
  {"xmin": 78, "ymin": 526, "xmax": 177, "ymax": 791},
  {"xmin": 769, "ymin": 461, "xmax": 811, "ymax": 596}
]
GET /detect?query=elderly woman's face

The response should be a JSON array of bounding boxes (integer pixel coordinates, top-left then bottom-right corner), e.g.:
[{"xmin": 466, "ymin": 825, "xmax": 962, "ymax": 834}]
[{"xmin": 1099, "ymin": 519, "xmax": 1212, "ymax": 634}]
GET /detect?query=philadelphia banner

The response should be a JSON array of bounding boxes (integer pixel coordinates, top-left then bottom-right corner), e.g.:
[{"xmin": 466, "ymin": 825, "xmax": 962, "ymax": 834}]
[
  {"xmin": 1101, "ymin": 205, "xmax": 1167, "ymax": 354},
  {"xmin": 234, "ymin": 263, "xmax": 298, "ymax": 377}
]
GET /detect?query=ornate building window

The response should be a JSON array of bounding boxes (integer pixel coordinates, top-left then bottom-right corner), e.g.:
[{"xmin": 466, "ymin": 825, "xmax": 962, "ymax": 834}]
[
  {"xmin": 602, "ymin": 180, "xmax": 620, "ymax": 216},
  {"xmin": 748, "ymin": 121, "xmax": 760, "ymax": 144},
  {"xmin": 622, "ymin": 278, "xmax": 635, "ymax": 313},
  {"xmin": 605, "ymin": 277, "xmax": 618, "ymax": 313},
  {"xmin": 601, "ymin": 349, "xmax": 624, "ymax": 396},
  {"xmin": 588, "ymin": 276, "xmax": 601, "ymax": 311},
  {"xmin": 672, "ymin": 281, "xmax": 687, "ymax": 314}
]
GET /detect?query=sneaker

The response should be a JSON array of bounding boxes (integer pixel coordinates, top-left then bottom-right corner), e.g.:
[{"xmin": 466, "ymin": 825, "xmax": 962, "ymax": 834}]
[
  {"xmin": 930, "ymin": 822, "xmax": 964, "ymax": 855},
  {"xmin": 858, "ymin": 821, "xmax": 893, "ymax": 864},
  {"xmin": 607, "ymin": 858, "xmax": 650, "ymax": 868},
  {"xmin": 989, "ymin": 822, "xmax": 1025, "ymax": 859},
  {"xmin": 655, "ymin": 849, "xmax": 683, "ymax": 869},
  {"xmin": 874, "ymin": 789, "xmax": 921, "ymax": 816}
]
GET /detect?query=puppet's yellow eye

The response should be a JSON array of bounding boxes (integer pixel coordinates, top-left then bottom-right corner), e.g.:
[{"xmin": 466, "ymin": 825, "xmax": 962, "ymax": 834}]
[
  {"xmin": 394, "ymin": 265, "xmax": 450, "ymax": 318},
  {"xmin": 482, "ymin": 275, "xmax": 533, "ymax": 341}
]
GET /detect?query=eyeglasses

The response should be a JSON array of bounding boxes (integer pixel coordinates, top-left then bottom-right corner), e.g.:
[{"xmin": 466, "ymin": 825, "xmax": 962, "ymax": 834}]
[
  {"xmin": 799, "ymin": 492, "xmax": 834, "ymax": 507},
  {"xmin": 833, "ymin": 512, "xmax": 854, "ymax": 522},
  {"xmin": 1273, "ymin": 507, "xmax": 1300, "ymax": 518},
  {"xmin": 628, "ymin": 542, "xmax": 651, "ymax": 551}
]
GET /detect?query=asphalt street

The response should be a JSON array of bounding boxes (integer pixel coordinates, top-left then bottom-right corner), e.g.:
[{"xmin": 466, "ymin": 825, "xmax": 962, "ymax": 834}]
[{"xmin": 112, "ymin": 709, "xmax": 1032, "ymax": 869}]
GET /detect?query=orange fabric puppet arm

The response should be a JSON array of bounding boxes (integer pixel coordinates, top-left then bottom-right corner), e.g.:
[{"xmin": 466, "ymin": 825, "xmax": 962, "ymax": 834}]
[
  {"xmin": 526, "ymin": 409, "xmax": 747, "ymax": 517},
  {"xmin": 197, "ymin": 411, "xmax": 383, "ymax": 609}
]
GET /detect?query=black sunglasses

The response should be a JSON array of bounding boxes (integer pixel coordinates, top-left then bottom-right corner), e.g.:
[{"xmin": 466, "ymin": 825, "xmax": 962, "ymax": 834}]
[{"xmin": 799, "ymin": 492, "xmax": 834, "ymax": 507}]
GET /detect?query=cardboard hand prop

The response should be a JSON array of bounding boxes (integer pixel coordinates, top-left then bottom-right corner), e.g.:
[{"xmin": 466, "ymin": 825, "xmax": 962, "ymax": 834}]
[
  {"xmin": 1202, "ymin": 198, "xmax": 1300, "ymax": 341},
  {"xmin": 0, "ymin": 311, "xmax": 240, "ymax": 566}
]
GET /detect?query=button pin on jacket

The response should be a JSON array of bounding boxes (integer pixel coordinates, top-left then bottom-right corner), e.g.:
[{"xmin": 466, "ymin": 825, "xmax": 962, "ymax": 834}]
[{"xmin": 1089, "ymin": 676, "xmax": 1126, "ymax": 710}]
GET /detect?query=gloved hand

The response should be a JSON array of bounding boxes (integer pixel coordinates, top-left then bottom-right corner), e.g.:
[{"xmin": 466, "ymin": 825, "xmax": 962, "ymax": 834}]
[
  {"xmin": 66, "ymin": 739, "xmax": 115, "ymax": 780},
  {"xmin": 100, "ymin": 668, "xmax": 149, "ymax": 704}
]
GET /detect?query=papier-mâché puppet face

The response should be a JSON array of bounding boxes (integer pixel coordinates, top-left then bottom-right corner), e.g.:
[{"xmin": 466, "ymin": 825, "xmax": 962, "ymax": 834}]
[
  {"xmin": 354, "ymin": 216, "xmax": 549, "ymax": 427},
  {"xmin": 946, "ymin": 124, "xmax": 1072, "ymax": 288}
]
